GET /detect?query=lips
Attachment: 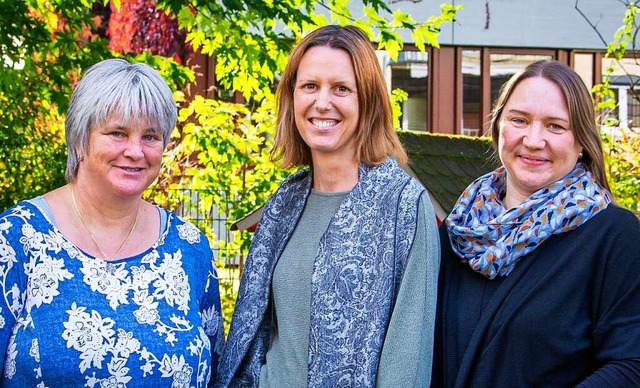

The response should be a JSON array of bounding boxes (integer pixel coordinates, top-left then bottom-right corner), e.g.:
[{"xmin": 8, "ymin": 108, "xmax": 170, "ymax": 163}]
[{"xmin": 519, "ymin": 154, "xmax": 549, "ymax": 166}]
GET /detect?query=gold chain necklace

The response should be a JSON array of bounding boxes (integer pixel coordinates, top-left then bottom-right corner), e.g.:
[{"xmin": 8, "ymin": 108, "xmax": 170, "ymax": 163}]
[{"xmin": 70, "ymin": 186, "xmax": 139, "ymax": 261}]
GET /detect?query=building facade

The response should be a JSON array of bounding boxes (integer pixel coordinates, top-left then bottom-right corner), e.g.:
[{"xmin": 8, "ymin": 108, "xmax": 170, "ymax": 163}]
[
  {"xmin": 190, "ymin": 0, "xmax": 635, "ymax": 135},
  {"xmin": 372, "ymin": 0, "xmax": 633, "ymax": 134}
]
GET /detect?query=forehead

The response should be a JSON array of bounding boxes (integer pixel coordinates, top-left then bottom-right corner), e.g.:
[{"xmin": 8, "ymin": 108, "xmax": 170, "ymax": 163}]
[
  {"xmin": 99, "ymin": 113, "xmax": 159, "ymax": 130},
  {"xmin": 297, "ymin": 46, "xmax": 355, "ymax": 81},
  {"xmin": 506, "ymin": 77, "xmax": 568, "ymax": 115}
]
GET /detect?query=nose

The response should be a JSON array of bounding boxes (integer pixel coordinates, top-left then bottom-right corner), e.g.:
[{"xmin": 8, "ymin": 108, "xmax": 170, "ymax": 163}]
[
  {"xmin": 522, "ymin": 122, "xmax": 546, "ymax": 150},
  {"xmin": 314, "ymin": 88, "xmax": 333, "ymax": 111},
  {"xmin": 123, "ymin": 137, "xmax": 144, "ymax": 160}
]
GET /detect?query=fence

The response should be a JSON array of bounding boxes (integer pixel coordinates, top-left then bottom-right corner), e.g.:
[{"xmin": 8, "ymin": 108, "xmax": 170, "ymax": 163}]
[{"xmin": 147, "ymin": 187, "xmax": 248, "ymax": 297}]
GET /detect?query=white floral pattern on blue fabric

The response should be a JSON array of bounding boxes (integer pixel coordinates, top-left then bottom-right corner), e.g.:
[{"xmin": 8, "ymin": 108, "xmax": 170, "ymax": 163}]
[
  {"xmin": 177, "ymin": 223, "xmax": 202, "ymax": 244},
  {"xmin": 0, "ymin": 202, "xmax": 224, "ymax": 387}
]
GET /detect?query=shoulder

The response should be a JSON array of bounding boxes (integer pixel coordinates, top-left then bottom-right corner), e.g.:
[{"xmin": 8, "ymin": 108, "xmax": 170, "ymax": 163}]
[
  {"xmin": 588, "ymin": 205, "xmax": 640, "ymax": 256},
  {"xmin": 266, "ymin": 167, "xmax": 311, "ymax": 200},
  {"xmin": 600, "ymin": 204, "xmax": 639, "ymax": 224},
  {"xmin": 534, "ymin": 205, "xmax": 640, "ymax": 274},
  {"xmin": 1, "ymin": 200, "xmax": 37, "ymax": 217},
  {"xmin": 0, "ymin": 202, "xmax": 52, "ymax": 265},
  {"xmin": 397, "ymin": 171, "xmax": 429, "ymax": 211},
  {"xmin": 371, "ymin": 158, "xmax": 426, "ymax": 195},
  {"xmin": 278, "ymin": 167, "xmax": 311, "ymax": 190},
  {"xmin": 0, "ymin": 201, "xmax": 45, "ymax": 230},
  {"xmin": 262, "ymin": 168, "xmax": 312, "ymax": 216},
  {"xmin": 165, "ymin": 211, "xmax": 211, "ymax": 249},
  {"xmin": 581, "ymin": 205, "xmax": 639, "ymax": 237}
]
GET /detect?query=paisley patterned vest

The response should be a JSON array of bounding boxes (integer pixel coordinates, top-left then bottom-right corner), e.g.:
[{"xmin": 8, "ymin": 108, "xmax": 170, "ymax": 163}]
[{"xmin": 216, "ymin": 158, "xmax": 425, "ymax": 387}]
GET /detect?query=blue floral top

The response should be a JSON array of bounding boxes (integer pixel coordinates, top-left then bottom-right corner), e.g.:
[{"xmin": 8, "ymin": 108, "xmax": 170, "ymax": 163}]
[{"xmin": 0, "ymin": 201, "xmax": 224, "ymax": 387}]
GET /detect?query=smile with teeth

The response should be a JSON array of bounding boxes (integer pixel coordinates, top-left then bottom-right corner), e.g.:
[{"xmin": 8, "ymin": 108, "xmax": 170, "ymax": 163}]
[
  {"xmin": 312, "ymin": 119, "xmax": 338, "ymax": 128},
  {"xmin": 121, "ymin": 167, "xmax": 142, "ymax": 172}
]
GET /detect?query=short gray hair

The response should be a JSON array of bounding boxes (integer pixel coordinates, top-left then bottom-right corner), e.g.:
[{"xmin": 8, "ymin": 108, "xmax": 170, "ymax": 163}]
[{"xmin": 64, "ymin": 58, "xmax": 177, "ymax": 182}]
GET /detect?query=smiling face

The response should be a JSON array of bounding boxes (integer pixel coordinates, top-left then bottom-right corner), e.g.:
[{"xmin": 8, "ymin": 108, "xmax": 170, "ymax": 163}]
[
  {"xmin": 293, "ymin": 45, "xmax": 360, "ymax": 165},
  {"xmin": 498, "ymin": 77, "xmax": 583, "ymax": 207},
  {"xmin": 78, "ymin": 115, "xmax": 164, "ymax": 198}
]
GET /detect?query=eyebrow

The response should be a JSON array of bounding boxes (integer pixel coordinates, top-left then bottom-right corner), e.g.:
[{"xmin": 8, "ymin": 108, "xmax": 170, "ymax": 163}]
[
  {"xmin": 103, "ymin": 122, "xmax": 160, "ymax": 133},
  {"xmin": 295, "ymin": 76, "xmax": 355, "ymax": 85},
  {"xmin": 506, "ymin": 109, "xmax": 570, "ymax": 123}
]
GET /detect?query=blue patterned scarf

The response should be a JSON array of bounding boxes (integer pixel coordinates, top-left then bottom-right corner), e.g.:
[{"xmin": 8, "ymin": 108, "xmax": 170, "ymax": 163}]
[
  {"xmin": 446, "ymin": 163, "xmax": 611, "ymax": 279},
  {"xmin": 216, "ymin": 158, "xmax": 424, "ymax": 387}
]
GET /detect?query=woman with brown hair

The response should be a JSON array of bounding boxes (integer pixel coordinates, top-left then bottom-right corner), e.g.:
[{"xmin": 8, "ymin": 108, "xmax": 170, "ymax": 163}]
[
  {"xmin": 216, "ymin": 25, "xmax": 440, "ymax": 387},
  {"xmin": 433, "ymin": 60, "xmax": 640, "ymax": 386}
]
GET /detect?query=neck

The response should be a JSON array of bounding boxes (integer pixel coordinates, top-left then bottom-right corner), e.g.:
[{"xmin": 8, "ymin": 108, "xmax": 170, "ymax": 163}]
[
  {"xmin": 69, "ymin": 183, "xmax": 142, "ymax": 261},
  {"xmin": 71, "ymin": 182, "xmax": 141, "ymax": 222},
  {"xmin": 502, "ymin": 190, "xmax": 527, "ymax": 210},
  {"xmin": 312, "ymin": 159, "xmax": 359, "ymax": 192}
]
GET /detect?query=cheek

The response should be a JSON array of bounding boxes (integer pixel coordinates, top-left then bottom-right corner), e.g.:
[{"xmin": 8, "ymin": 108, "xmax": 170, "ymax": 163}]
[
  {"xmin": 498, "ymin": 126, "xmax": 521, "ymax": 150},
  {"xmin": 352, "ymin": 105, "xmax": 360, "ymax": 123},
  {"xmin": 293, "ymin": 91, "xmax": 313, "ymax": 110},
  {"xmin": 497, "ymin": 127, "xmax": 511, "ymax": 158},
  {"xmin": 345, "ymin": 97, "xmax": 359, "ymax": 118},
  {"xmin": 292, "ymin": 98, "xmax": 304, "ymax": 122},
  {"xmin": 558, "ymin": 137, "xmax": 581, "ymax": 162},
  {"xmin": 146, "ymin": 146, "xmax": 164, "ymax": 163},
  {"xmin": 292, "ymin": 97, "xmax": 310, "ymax": 130}
]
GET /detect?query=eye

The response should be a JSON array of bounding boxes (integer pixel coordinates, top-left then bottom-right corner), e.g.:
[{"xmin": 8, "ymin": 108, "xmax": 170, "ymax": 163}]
[
  {"xmin": 333, "ymin": 85, "xmax": 353, "ymax": 97},
  {"xmin": 510, "ymin": 117, "xmax": 527, "ymax": 126},
  {"xmin": 547, "ymin": 123, "xmax": 567, "ymax": 134},
  {"xmin": 143, "ymin": 133, "xmax": 161, "ymax": 142},
  {"xmin": 299, "ymin": 83, "xmax": 317, "ymax": 93},
  {"xmin": 109, "ymin": 131, "xmax": 126, "ymax": 138}
]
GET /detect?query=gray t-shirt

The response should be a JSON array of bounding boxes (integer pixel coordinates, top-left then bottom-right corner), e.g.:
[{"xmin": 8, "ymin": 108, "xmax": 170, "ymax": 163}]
[{"xmin": 260, "ymin": 189, "xmax": 347, "ymax": 387}]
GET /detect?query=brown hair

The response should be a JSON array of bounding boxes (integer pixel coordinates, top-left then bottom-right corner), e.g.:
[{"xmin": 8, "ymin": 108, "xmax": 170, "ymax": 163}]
[
  {"xmin": 271, "ymin": 25, "xmax": 408, "ymax": 167},
  {"xmin": 488, "ymin": 59, "xmax": 611, "ymax": 194}
]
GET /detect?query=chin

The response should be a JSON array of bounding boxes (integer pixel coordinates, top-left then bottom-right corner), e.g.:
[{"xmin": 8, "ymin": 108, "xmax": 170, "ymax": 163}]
[{"xmin": 113, "ymin": 185, "xmax": 148, "ymax": 198}]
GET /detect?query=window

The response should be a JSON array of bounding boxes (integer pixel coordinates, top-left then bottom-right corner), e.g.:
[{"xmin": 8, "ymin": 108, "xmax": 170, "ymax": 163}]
[
  {"xmin": 602, "ymin": 57, "xmax": 640, "ymax": 128},
  {"xmin": 462, "ymin": 50, "xmax": 481, "ymax": 135},
  {"xmin": 489, "ymin": 54, "xmax": 553, "ymax": 103},
  {"xmin": 573, "ymin": 53, "xmax": 595, "ymax": 91},
  {"xmin": 385, "ymin": 50, "xmax": 429, "ymax": 131},
  {"xmin": 459, "ymin": 50, "xmax": 554, "ymax": 136}
]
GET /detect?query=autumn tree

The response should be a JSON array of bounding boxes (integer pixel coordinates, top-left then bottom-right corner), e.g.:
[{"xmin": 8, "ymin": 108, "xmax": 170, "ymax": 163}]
[
  {"xmin": 0, "ymin": 0, "xmax": 112, "ymax": 210},
  {"xmin": 107, "ymin": 0, "xmax": 190, "ymax": 62},
  {"xmin": 1, "ymin": 0, "xmax": 461, "ymax": 325}
]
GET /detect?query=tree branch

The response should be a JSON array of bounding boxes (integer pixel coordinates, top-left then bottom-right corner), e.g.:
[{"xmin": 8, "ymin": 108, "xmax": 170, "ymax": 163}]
[{"xmin": 574, "ymin": 0, "xmax": 609, "ymax": 47}]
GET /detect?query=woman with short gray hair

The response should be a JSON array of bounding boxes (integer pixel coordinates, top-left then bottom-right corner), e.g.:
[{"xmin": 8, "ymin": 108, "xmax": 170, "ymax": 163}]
[{"xmin": 0, "ymin": 58, "xmax": 224, "ymax": 386}]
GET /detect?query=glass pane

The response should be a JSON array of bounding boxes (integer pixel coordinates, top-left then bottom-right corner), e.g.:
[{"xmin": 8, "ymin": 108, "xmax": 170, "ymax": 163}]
[
  {"xmin": 600, "ymin": 87, "xmax": 620, "ymax": 133},
  {"xmin": 388, "ymin": 50, "xmax": 429, "ymax": 131},
  {"xmin": 628, "ymin": 89, "xmax": 640, "ymax": 128},
  {"xmin": 602, "ymin": 57, "xmax": 640, "ymax": 128},
  {"xmin": 573, "ymin": 53, "xmax": 594, "ymax": 91},
  {"xmin": 462, "ymin": 50, "xmax": 481, "ymax": 135},
  {"xmin": 490, "ymin": 54, "xmax": 553, "ymax": 103}
]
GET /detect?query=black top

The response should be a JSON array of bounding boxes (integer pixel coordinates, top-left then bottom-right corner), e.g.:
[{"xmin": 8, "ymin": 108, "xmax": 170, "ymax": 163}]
[{"xmin": 432, "ymin": 205, "xmax": 640, "ymax": 387}]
